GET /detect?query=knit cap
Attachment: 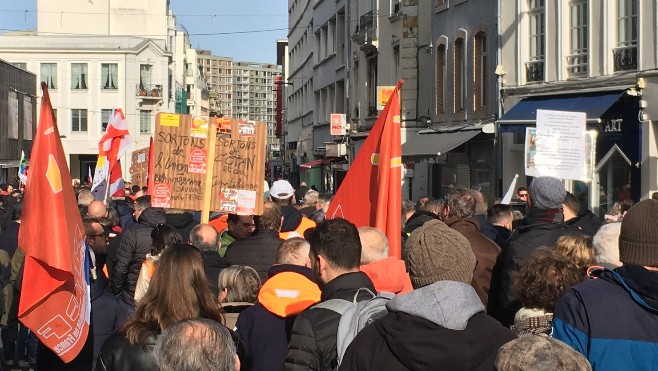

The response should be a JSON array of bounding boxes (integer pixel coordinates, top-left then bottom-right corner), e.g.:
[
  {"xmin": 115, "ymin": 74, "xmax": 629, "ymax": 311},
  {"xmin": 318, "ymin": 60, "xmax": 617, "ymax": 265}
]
[
  {"xmin": 403, "ymin": 219, "xmax": 475, "ymax": 288},
  {"xmin": 495, "ymin": 334, "xmax": 592, "ymax": 371},
  {"xmin": 619, "ymin": 199, "xmax": 658, "ymax": 266},
  {"xmin": 528, "ymin": 177, "xmax": 566, "ymax": 210}
]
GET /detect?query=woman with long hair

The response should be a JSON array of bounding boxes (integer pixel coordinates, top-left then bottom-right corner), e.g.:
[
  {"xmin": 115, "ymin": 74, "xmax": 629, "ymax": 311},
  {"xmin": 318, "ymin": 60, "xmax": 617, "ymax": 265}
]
[
  {"xmin": 96, "ymin": 244, "xmax": 232, "ymax": 370},
  {"xmin": 133, "ymin": 223, "xmax": 181, "ymax": 303}
]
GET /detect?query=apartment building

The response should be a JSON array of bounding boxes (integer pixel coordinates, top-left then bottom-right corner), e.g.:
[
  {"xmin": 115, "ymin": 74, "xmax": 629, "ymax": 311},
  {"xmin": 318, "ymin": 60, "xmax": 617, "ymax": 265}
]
[
  {"xmin": 497, "ymin": 0, "xmax": 658, "ymax": 214},
  {"xmin": 197, "ymin": 50, "xmax": 233, "ymax": 117}
]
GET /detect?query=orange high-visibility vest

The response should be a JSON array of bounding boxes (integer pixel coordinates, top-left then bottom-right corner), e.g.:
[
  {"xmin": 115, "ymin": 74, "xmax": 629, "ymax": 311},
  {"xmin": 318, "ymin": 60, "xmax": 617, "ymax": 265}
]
[{"xmin": 280, "ymin": 216, "xmax": 316, "ymax": 240}]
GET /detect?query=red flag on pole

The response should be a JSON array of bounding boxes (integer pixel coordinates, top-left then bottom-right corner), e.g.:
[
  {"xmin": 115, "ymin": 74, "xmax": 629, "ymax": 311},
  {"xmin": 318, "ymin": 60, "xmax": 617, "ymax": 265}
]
[
  {"xmin": 18, "ymin": 82, "xmax": 90, "ymax": 363},
  {"xmin": 326, "ymin": 80, "xmax": 403, "ymax": 258}
]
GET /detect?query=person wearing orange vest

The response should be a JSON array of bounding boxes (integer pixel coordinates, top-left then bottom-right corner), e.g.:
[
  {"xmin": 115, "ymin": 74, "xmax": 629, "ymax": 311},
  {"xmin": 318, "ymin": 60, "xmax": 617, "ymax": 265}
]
[
  {"xmin": 358, "ymin": 226, "xmax": 413, "ymax": 295},
  {"xmin": 269, "ymin": 180, "xmax": 316, "ymax": 240}
]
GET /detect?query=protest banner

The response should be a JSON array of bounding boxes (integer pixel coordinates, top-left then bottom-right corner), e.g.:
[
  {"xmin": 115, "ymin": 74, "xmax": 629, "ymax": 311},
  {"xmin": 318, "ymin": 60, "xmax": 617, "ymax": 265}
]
[
  {"xmin": 129, "ymin": 146, "xmax": 149, "ymax": 187},
  {"xmin": 534, "ymin": 109, "xmax": 587, "ymax": 181}
]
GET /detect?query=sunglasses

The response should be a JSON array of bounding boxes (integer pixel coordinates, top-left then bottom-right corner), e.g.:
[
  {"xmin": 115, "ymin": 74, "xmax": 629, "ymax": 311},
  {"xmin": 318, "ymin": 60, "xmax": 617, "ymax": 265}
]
[{"xmin": 87, "ymin": 233, "xmax": 108, "ymax": 238}]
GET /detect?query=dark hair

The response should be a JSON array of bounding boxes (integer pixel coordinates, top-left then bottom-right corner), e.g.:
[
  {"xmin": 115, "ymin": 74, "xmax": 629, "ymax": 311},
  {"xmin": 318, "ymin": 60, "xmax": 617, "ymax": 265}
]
[
  {"xmin": 0, "ymin": 184, "xmax": 7, "ymax": 192},
  {"xmin": 135, "ymin": 195, "xmax": 151, "ymax": 211},
  {"xmin": 517, "ymin": 187, "xmax": 527, "ymax": 193},
  {"xmin": 131, "ymin": 185, "xmax": 141, "ymax": 194},
  {"xmin": 653, "ymin": 192, "xmax": 658, "ymax": 200},
  {"xmin": 11, "ymin": 204, "xmax": 22, "ymax": 221},
  {"xmin": 306, "ymin": 218, "xmax": 361, "ymax": 270},
  {"xmin": 563, "ymin": 192, "xmax": 580, "ymax": 214},
  {"xmin": 106, "ymin": 207, "xmax": 120, "ymax": 226},
  {"xmin": 488, "ymin": 204, "xmax": 513, "ymax": 224},
  {"xmin": 259, "ymin": 201, "xmax": 282, "ymax": 230},
  {"xmin": 444, "ymin": 188, "xmax": 476, "ymax": 218},
  {"xmin": 420, "ymin": 198, "xmax": 443, "ymax": 216},
  {"xmin": 124, "ymin": 244, "xmax": 224, "ymax": 345},
  {"xmin": 227, "ymin": 213, "xmax": 241, "ymax": 224},
  {"xmin": 155, "ymin": 318, "xmax": 236, "ymax": 371},
  {"xmin": 82, "ymin": 217, "xmax": 102, "ymax": 237},
  {"xmin": 514, "ymin": 251, "xmax": 583, "ymax": 312},
  {"xmin": 415, "ymin": 196, "xmax": 433, "ymax": 211},
  {"xmin": 151, "ymin": 224, "xmax": 183, "ymax": 256}
]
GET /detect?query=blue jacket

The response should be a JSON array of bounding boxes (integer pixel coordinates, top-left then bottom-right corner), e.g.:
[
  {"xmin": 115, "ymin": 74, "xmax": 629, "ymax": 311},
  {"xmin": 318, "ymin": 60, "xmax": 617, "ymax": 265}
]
[{"xmin": 552, "ymin": 265, "xmax": 658, "ymax": 371}]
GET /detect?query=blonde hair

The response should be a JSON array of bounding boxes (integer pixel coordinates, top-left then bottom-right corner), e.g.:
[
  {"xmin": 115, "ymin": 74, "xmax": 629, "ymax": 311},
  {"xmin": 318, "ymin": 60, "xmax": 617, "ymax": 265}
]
[
  {"xmin": 217, "ymin": 266, "xmax": 261, "ymax": 303},
  {"xmin": 555, "ymin": 235, "xmax": 595, "ymax": 270}
]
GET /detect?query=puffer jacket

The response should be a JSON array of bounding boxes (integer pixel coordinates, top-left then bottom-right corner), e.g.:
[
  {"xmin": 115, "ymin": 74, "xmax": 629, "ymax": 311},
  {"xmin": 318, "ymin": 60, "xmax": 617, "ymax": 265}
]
[
  {"xmin": 284, "ymin": 272, "xmax": 375, "ymax": 371},
  {"xmin": 165, "ymin": 212, "xmax": 198, "ymax": 242},
  {"xmin": 95, "ymin": 332, "xmax": 158, "ymax": 371},
  {"xmin": 111, "ymin": 207, "xmax": 166, "ymax": 306},
  {"xmin": 225, "ymin": 229, "xmax": 283, "ymax": 281}
]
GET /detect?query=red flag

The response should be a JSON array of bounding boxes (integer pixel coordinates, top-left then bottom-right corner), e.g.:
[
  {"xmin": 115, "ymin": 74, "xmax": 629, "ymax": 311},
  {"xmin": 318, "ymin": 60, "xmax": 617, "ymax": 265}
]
[
  {"xmin": 19, "ymin": 82, "xmax": 90, "ymax": 362},
  {"xmin": 99, "ymin": 109, "xmax": 131, "ymax": 169},
  {"xmin": 147, "ymin": 136, "xmax": 154, "ymax": 195},
  {"xmin": 326, "ymin": 80, "xmax": 403, "ymax": 258}
]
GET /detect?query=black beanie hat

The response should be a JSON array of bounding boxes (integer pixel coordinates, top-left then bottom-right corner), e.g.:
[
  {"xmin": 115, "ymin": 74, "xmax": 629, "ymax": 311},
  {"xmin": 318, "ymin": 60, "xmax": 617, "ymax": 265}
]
[{"xmin": 619, "ymin": 199, "xmax": 658, "ymax": 267}]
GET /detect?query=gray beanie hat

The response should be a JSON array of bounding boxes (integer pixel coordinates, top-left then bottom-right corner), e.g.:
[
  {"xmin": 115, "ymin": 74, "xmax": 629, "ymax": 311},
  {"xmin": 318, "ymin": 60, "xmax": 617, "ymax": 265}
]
[
  {"xmin": 403, "ymin": 219, "xmax": 476, "ymax": 288},
  {"xmin": 529, "ymin": 177, "xmax": 567, "ymax": 210},
  {"xmin": 495, "ymin": 334, "xmax": 591, "ymax": 371}
]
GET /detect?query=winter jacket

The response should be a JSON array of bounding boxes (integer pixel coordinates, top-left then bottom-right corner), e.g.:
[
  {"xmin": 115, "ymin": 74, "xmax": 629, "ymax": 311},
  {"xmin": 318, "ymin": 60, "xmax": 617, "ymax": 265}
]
[
  {"xmin": 284, "ymin": 272, "xmax": 376, "ymax": 371},
  {"xmin": 474, "ymin": 214, "xmax": 498, "ymax": 242},
  {"xmin": 202, "ymin": 250, "xmax": 230, "ymax": 296},
  {"xmin": 0, "ymin": 221, "xmax": 19, "ymax": 259},
  {"xmin": 223, "ymin": 302, "xmax": 255, "ymax": 330},
  {"xmin": 566, "ymin": 210, "xmax": 603, "ymax": 237},
  {"xmin": 402, "ymin": 211, "xmax": 437, "ymax": 245},
  {"xmin": 445, "ymin": 217, "xmax": 500, "ymax": 307},
  {"xmin": 491, "ymin": 225, "xmax": 512, "ymax": 250},
  {"xmin": 237, "ymin": 264, "xmax": 321, "ymax": 371},
  {"xmin": 109, "ymin": 200, "xmax": 136, "ymax": 232},
  {"xmin": 111, "ymin": 207, "xmax": 166, "ymax": 307},
  {"xmin": 225, "ymin": 229, "xmax": 284, "ymax": 281},
  {"xmin": 133, "ymin": 253, "xmax": 160, "ymax": 304},
  {"xmin": 552, "ymin": 265, "xmax": 658, "ymax": 371},
  {"xmin": 360, "ymin": 257, "xmax": 412, "ymax": 294},
  {"xmin": 165, "ymin": 212, "xmax": 199, "ymax": 241},
  {"xmin": 489, "ymin": 208, "xmax": 584, "ymax": 326},
  {"xmin": 96, "ymin": 332, "xmax": 158, "ymax": 371},
  {"xmin": 91, "ymin": 279, "xmax": 130, "ymax": 370},
  {"xmin": 279, "ymin": 205, "xmax": 316, "ymax": 240},
  {"xmin": 338, "ymin": 281, "xmax": 516, "ymax": 371}
]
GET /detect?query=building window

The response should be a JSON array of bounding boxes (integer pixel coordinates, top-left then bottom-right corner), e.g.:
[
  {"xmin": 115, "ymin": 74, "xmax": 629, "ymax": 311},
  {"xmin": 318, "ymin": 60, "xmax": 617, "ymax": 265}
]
[
  {"xmin": 140, "ymin": 64, "xmax": 152, "ymax": 88},
  {"xmin": 101, "ymin": 109, "xmax": 112, "ymax": 131},
  {"xmin": 71, "ymin": 109, "xmax": 88, "ymax": 132},
  {"xmin": 101, "ymin": 63, "xmax": 118, "ymax": 90},
  {"xmin": 23, "ymin": 96, "xmax": 33, "ymax": 140},
  {"xmin": 567, "ymin": 1, "xmax": 588, "ymax": 76},
  {"xmin": 473, "ymin": 32, "xmax": 488, "ymax": 109},
  {"xmin": 8, "ymin": 91, "xmax": 18, "ymax": 139},
  {"xmin": 614, "ymin": 0, "xmax": 638, "ymax": 71},
  {"xmin": 71, "ymin": 63, "xmax": 88, "ymax": 90},
  {"xmin": 41, "ymin": 63, "xmax": 57, "ymax": 89},
  {"xmin": 453, "ymin": 38, "xmax": 465, "ymax": 113},
  {"xmin": 435, "ymin": 44, "xmax": 446, "ymax": 115},
  {"xmin": 140, "ymin": 110, "xmax": 151, "ymax": 133},
  {"xmin": 526, "ymin": 0, "xmax": 545, "ymax": 82},
  {"xmin": 367, "ymin": 56, "xmax": 378, "ymax": 116}
]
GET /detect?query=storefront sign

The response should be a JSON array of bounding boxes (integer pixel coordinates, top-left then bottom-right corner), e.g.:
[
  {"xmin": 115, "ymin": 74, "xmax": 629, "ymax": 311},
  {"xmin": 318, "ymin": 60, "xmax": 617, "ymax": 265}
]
[
  {"xmin": 377, "ymin": 86, "xmax": 395, "ymax": 110},
  {"xmin": 330, "ymin": 113, "xmax": 346, "ymax": 136},
  {"xmin": 534, "ymin": 109, "xmax": 587, "ymax": 181}
]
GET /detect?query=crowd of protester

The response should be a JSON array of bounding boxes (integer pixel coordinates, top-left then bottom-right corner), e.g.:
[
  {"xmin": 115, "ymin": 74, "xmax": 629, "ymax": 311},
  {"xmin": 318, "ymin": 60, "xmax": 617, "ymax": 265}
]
[{"xmin": 0, "ymin": 177, "xmax": 657, "ymax": 370}]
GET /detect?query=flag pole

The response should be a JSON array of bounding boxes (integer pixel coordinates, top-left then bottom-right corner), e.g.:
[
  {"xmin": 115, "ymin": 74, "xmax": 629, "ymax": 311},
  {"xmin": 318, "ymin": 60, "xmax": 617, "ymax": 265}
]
[
  {"xmin": 201, "ymin": 117, "xmax": 219, "ymax": 224},
  {"xmin": 103, "ymin": 156, "xmax": 112, "ymax": 202}
]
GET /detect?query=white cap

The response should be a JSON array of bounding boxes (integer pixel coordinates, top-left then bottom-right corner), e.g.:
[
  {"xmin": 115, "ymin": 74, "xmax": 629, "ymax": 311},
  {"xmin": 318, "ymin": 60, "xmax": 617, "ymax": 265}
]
[{"xmin": 270, "ymin": 180, "xmax": 295, "ymax": 199}]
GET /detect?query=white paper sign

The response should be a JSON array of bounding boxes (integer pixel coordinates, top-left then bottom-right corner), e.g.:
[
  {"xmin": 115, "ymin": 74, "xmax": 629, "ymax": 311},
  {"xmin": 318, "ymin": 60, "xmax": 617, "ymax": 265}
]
[{"xmin": 534, "ymin": 109, "xmax": 587, "ymax": 181}]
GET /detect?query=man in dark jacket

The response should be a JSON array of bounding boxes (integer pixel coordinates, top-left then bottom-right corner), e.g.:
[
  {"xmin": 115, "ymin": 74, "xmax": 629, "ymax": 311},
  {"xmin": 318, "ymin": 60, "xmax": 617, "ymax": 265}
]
[
  {"xmin": 226, "ymin": 201, "xmax": 284, "ymax": 281},
  {"xmin": 270, "ymin": 180, "xmax": 316, "ymax": 240},
  {"xmin": 553, "ymin": 199, "xmax": 658, "ymax": 370},
  {"xmin": 111, "ymin": 196, "xmax": 167, "ymax": 308},
  {"xmin": 563, "ymin": 192, "xmax": 602, "ymax": 237},
  {"xmin": 0, "ymin": 204, "xmax": 21, "ymax": 259},
  {"xmin": 402, "ymin": 198, "xmax": 441, "ymax": 245},
  {"xmin": 339, "ymin": 219, "xmax": 515, "ymax": 371},
  {"xmin": 490, "ymin": 177, "xmax": 584, "ymax": 326},
  {"xmin": 487, "ymin": 204, "xmax": 514, "ymax": 249},
  {"xmin": 285, "ymin": 218, "xmax": 376, "ymax": 371},
  {"xmin": 165, "ymin": 209, "xmax": 199, "ymax": 242},
  {"xmin": 295, "ymin": 181, "xmax": 309, "ymax": 204},
  {"xmin": 443, "ymin": 188, "xmax": 501, "ymax": 307},
  {"xmin": 237, "ymin": 238, "xmax": 321, "ymax": 371},
  {"xmin": 190, "ymin": 223, "xmax": 229, "ymax": 296}
]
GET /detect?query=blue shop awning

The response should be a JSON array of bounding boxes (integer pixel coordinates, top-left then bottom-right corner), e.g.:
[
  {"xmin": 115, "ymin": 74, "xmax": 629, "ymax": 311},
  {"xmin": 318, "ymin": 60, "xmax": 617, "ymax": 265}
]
[{"xmin": 498, "ymin": 91, "xmax": 625, "ymax": 126}]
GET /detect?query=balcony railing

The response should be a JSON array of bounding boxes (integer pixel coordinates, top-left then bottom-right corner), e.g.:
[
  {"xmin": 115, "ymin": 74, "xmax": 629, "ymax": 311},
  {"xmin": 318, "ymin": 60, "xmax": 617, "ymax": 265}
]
[
  {"xmin": 613, "ymin": 45, "xmax": 638, "ymax": 72},
  {"xmin": 136, "ymin": 84, "xmax": 163, "ymax": 98},
  {"xmin": 525, "ymin": 60, "xmax": 544, "ymax": 82},
  {"xmin": 567, "ymin": 52, "xmax": 588, "ymax": 76}
]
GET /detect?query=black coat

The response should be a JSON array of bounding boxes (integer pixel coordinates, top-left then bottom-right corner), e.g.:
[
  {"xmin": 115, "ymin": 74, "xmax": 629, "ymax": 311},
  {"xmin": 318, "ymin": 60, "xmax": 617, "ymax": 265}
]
[
  {"xmin": 566, "ymin": 210, "xmax": 603, "ymax": 237},
  {"xmin": 475, "ymin": 214, "xmax": 498, "ymax": 242},
  {"xmin": 339, "ymin": 311, "xmax": 515, "ymax": 371},
  {"xmin": 202, "ymin": 250, "xmax": 230, "ymax": 296},
  {"xmin": 0, "ymin": 221, "xmax": 19, "ymax": 258},
  {"xmin": 489, "ymin": 208, "xmax": 584, "ymax": 326},
  {"xmin": 165, "ymin": 212, "xmax": 199, "ymax": 242},
  {"xmin": 225, "ymin": 229, "xmax": 283, "ymax": 281},
  {"xmin": 402, "ymin": 211, "xmax": 437, "ymax": 246},
  {"xmin": 95, "ymin": 332, "xmax": 158, "ymax": 371},
  {"xmin": 491, "ymin": 225, "xmax": 512, "ymax": 250},
  {"xmin": 284, "ymin": 272, "xmax": 375, "ymax": 371},
  {"xmin": 111, "ymin": 207, "xmax": 166, "ymax": 306}
]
